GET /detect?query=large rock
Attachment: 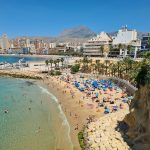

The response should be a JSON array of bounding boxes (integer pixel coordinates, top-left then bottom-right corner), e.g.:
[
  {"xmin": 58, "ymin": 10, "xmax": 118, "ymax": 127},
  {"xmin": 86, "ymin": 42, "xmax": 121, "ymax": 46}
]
[{"xmin": 124, "ymin": 85, "xmax": 150, "ymax": 150}]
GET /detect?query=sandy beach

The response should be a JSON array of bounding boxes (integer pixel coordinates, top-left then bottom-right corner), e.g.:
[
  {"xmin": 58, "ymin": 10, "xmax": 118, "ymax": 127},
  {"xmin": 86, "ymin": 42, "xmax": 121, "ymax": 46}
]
[
  {"xmin": 40, "ymin": 76, "xmax": 101, "ymax": 149},
  {"xmin": 0, "ymin": 68, "xmax": 129, "ymax": 149},
  {"xmin": 0, "ymin": 57, "xmax": 131, "ymax": 150},
  {"xmin": 38, "ymin": 73, "xmax": 129, "ymax": 150}
]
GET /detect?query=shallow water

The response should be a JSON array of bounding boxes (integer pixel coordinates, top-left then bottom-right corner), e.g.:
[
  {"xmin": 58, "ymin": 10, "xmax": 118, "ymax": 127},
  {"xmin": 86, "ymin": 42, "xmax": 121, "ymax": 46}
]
[
  {"xmin": 0, "ymin": 77, "xmax": 73, "ymax": 150},
  {"xmin": 0, "ymin": 55, "xmax": 46, "ymax": 63}
]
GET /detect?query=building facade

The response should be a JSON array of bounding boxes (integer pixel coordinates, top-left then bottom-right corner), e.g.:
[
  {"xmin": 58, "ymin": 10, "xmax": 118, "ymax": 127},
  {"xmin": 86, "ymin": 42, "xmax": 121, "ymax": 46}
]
[
  {"xmin": 0, "ymin": 34, "xmax": 10, "ymax": 50},
  {"xmin": 112, "ymin": 26, "xmax": 138, "ymax": 45},
  {"xmin": 83, "ymin": 32, "xmax": 112, "ymax": 56},
  {"xmin": 141, "ymin": 34, "xmax": 150, "ymax": 50}
]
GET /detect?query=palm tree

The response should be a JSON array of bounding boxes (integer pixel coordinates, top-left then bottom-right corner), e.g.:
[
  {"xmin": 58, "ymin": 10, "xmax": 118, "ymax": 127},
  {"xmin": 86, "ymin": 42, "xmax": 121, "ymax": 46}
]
[
  {"xmin": 135, "ymin": 64, "xmax": 150, "ymax": 88},
  {"xmin": 118, "ymin": 44, "xmax": 123, "ymax": 50},
  {"xmin": 104, "ymin": 60, "xmax": 110, "ymax": 75},
  {"xmin": 100, "ymin": 45, "xmax": 104, "ymax": 57},
  {"xmin": 56, "ymin": 58, "xmax": 60, "ymax": 68},
  {"xmin": 121, "ymin": 57, "xmax": 135, "ymax": 80},
  {"xmin": 82, "ymin": 56, "xmax": 89, "ymax": 72},
  {"xmin": 53, "ymin": 60, "xmax": 57, "ymax": 68},
  {"xmin": 45, "ymin": 60, "xmax": 49, "ymax": 72},
  {"xmin": 49, "ymin": 59, "xmax": 53, "ymax": 71},
  {"xmin": 95, "ymin": 60, "xmax": 100, "ymax": 74},
  {"xmin": 116, "ymin": 61, "xmax": 122, "ymax": 78},
  {"xmin": 108, "ymin": 63, "xmax": 114, "ymax": 76},
  {"xmin": 60, "ymin": 58, "xmax": 64, "ymax": 68},
  {"xmin": 127, "ymin": 45, "xmax": 132, "ymax": 52},
  {"xmin": 99, "ymin": 63, "xmax": 105, "ymax": 75}
]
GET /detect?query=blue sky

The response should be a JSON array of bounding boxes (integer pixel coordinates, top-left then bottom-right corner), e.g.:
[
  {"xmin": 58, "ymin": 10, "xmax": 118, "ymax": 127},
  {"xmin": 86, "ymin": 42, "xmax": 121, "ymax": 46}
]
[{"xmin": 0, "ymin": 0, "xmax": 150, "ymax": 37}]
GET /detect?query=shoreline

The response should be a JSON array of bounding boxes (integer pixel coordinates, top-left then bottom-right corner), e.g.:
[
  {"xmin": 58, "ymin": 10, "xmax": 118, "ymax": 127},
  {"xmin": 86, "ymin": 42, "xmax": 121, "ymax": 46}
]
[
  {"xmin": 40, "ymin": 76, "xmax": 103, "ymax": 150},
  {"xmin": 37, "ymin": 84, "xmax": 73, "ymax": 150},
  {"xmin": 0, "ymin": 70, "xmax": 43, "ymax": 79},
  {"xmin": 0, "ymin": 71, "xmax": 103, "ymax": 149},
  {"xmin": 0, "ymin": 69, "xmax": 132, "ymax": 150}
]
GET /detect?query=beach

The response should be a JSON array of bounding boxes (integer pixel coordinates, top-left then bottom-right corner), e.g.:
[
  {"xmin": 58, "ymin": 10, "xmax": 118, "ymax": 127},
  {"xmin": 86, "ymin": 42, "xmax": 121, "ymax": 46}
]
[
  {"xmin": 0, "ymin": 69, "xmax": 131, "ymax": 149},
  {"xmin": 0, "ymin": 77, "xmax": 73, "ymax": 150},
  {"xmin": 39, "ymin": 72, "xmax": 130, "ymax": 149},
  {"xmin": 0, "ymin": 56, "xmax": 133, "ymax": 150},
  {"xmin": 40, "ymin": 76, "xmax": 100, "ymax": 149}
]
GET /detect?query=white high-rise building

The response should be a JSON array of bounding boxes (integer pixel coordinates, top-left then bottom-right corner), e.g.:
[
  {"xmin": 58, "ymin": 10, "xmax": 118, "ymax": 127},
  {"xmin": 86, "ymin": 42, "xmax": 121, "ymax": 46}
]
[
  {"xmin": 0, "ymin": 34, "xmax": 10, "ymax": 50},
  {"xmin": 49, "ymin": 43, "xmax": 56, "ymax": 48},
  {"xmin": 112, "ymin": 26, "xmax": 138, "ymax": 45}
]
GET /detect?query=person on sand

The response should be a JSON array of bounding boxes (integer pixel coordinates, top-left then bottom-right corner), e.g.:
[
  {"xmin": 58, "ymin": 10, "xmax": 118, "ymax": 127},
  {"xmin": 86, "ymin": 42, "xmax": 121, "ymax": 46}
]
[
  {"xmin": 104, "ymin": 106, "xmax": 110, "ymax": 114},
  {"xmin": 74, "ymin": 124, "xmax": 79, "ymax": 130},
  {"xmin": 120, "ymin": 103, "xmax": 124, "ymax": 109},
  {"xmin": 79, "ymin": 100, "xmax": 81, "ymax": 104},
  {"xmin": 75, "ymin": 113, "xmax": 78, "ymax": 118}
]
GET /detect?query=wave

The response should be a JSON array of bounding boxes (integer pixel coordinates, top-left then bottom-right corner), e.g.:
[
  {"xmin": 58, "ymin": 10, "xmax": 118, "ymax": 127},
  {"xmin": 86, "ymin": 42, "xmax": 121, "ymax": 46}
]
[{"xmin": 38, "ymin": 85, "xmax": 73, "ymax": 150}]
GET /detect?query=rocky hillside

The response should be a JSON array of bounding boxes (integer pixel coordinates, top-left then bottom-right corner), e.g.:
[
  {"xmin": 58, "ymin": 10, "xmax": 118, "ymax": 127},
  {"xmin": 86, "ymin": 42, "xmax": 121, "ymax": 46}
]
[
  {"xmin": 124, "ymin": 84, "xmax": 150, "ymax": 150},
  {"xmin": 59, "ymin": 26, "xmax": 96, "ymax": 38},
  {"xmin": 124, "ymin": 64, "xmax": 150, "ymax": 150}
]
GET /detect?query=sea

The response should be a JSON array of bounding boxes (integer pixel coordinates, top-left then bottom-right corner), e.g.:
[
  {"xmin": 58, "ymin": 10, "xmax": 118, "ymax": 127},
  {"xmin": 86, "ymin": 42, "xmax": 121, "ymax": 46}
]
[
  {"xmin": 0, "ymin": 55, "xmax": 47, "ymax": 63},
  {"xmin": 0, "ymin": 56, "xmax": 73, "ymax": 150}
]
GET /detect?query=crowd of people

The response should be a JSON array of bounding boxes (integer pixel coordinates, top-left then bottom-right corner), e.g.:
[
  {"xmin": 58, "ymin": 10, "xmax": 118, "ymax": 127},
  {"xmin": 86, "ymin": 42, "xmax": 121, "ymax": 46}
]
[{"xmin": 59, "ymin": 73, "xmax": 133, "ymax": 114}]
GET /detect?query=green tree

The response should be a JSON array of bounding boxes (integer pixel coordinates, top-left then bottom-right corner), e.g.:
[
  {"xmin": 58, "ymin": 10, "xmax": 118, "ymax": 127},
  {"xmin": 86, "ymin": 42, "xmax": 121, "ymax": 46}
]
[
  {"xmin": 118, "ymin": 44, "xmax": 123, "ymax": 50},
  {"xmin": 49, "ymin": 59, "xmax": 53, "ymax": 71},
  {"xmin": 56, "ymin": 58, "xmax": 60, "ymax": 68},
  {"xmin": 71, "ymin": 64, "xmax": 80, "ymax": 74},
  {"xmin": 127, "ymin": 45, "xmax": 132, "ymax": 52},
  {"xmin": 53, "ymin": 60, "xmax": 57, "ymax": 68},
  {"xmin": 135, "ymin": 64, "xmax": 150, "ymax": 88},
  {"xmin": 45, "ymin": 60, "xmax": 49, "ymax": 73},
  {"xmin": 60, "ymin": 57, "xmax": 64, "ymax": 68},
  {"xmin": 81, "ymin": 56, "xmax": 90, "ymax": 72},
  {"xmin": 100, "ymin": 45, "xmax": 104, "ymax": 56},
  {"xmin": 104, "ymin": 60, "xmax": 110, "ymax": 75}
]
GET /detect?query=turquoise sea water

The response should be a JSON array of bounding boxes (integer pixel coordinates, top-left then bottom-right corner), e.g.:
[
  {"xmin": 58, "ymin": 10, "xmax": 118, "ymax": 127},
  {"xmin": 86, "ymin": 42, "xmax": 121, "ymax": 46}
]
[
  {"xmin": 0, "ymin": 55, "xmax": 46, "ymax": 63},
  {"xmin": 0, "ymin": 77, "xmax": 72, "ymax": 150}
]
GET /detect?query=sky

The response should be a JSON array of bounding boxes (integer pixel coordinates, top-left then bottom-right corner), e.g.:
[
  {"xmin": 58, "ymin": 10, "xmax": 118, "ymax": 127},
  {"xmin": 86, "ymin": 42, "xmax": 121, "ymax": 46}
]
[{"xmin": 0, "ymin": 0, "xmax": 150, "ymax": 37}]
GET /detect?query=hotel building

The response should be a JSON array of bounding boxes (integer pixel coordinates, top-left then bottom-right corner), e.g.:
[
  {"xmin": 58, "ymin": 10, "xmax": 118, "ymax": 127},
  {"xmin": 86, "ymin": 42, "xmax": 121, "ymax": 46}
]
[
  {"xmin": 112, "ymin": 26, "xmax": 141, "ymax": 49},
  {"xmin": 83, "ymin": 32, "xmax": 112, "ymax": 56}
]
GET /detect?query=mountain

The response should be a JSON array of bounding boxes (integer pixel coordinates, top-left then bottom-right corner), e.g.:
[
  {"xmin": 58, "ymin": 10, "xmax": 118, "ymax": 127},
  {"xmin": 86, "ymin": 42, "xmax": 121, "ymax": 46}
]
[
  {"xmin": 12, "ymin": 27, "xmax": 150, "ymax": 43},
  {"xmin": 59, "ymin": 26, "xmax": 96, "ymax": 38}
]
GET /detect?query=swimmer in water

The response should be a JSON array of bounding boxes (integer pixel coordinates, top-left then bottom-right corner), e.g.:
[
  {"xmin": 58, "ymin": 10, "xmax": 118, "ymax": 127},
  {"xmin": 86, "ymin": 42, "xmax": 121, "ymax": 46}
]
[
  {"xmin": 4, "ymin": 109, "xmax": 8, "ymax": 114},
  {"xmin": 35, "ymin": 127, "xmax": 41, "ymax": 133}
]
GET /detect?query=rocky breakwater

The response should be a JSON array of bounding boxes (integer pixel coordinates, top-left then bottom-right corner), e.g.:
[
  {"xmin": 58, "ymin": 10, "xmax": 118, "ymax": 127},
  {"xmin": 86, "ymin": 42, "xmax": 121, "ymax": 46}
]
[
  {"xmin": 84, "ymin": 110, "xmax": 131, "ymax": 150},
  {"xmin": 0, "ymin": 70, "xmax": 43, "ymax": 79},
  {"xmin": 124, "ymin": 84, "xmax": 150, "ymax": 150}
]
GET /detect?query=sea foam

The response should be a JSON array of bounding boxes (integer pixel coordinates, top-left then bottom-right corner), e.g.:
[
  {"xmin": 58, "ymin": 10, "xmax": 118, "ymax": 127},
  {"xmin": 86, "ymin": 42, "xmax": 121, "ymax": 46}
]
[{"xmin": 38, "ymin": 85, "xmax": 73, "ymax": 150}]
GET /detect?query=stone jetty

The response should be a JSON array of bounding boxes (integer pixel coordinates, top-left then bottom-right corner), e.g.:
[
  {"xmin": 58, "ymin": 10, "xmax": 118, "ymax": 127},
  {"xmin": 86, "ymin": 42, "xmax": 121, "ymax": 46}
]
[
  {"xmin": 84, "ymin": 110, "xmax": 131, "ymax": 150},
  {"xmin": 0, "ymin": 70, "xmax": 43, "ymax": 79}
]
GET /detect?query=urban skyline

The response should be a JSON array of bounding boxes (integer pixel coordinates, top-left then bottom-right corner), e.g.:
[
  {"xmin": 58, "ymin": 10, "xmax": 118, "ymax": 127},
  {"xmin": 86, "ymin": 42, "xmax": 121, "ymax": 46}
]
[
  {"xmin": 0, "ymin": 0, "xmax": 150, "ymax": 37},
  {"xmin": 0, "ymin": 26, "xmax": 149, "ymax": 58}
]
